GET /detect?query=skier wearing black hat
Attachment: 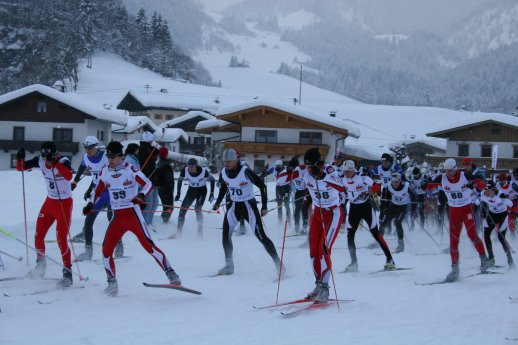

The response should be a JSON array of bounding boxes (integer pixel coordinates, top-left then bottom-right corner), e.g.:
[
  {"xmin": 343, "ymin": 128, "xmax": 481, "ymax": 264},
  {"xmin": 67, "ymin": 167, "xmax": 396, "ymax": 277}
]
[
  {"xmin": 16, "ymin": 141, "xmax": 75, "ymax": 288},
  {"xmin": 170, "ymin": 157, "xmax": 215, "ymax": 239}
]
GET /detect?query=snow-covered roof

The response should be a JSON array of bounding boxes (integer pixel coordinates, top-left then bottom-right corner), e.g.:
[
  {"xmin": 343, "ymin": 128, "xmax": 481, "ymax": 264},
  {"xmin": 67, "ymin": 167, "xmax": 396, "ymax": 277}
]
[
  {"xmin": 121, "ymin": 89, "xmax": 224, "ymax": 113},
  {"xmin": 427, "ymin": 112, "xmax": 518, "ymax": 137},
  {"xmin": 160, "ymin": 111, "xmax": 214, "ymax": 128},
  {"xmin": 112, "ymin": 115, "xmax": 157, "ymax": 134},
  {"xmin": 0, "ymin": 84, "xmax": 127, "ymax": 125},
  {"xmin": 344, "ymin": 145, "xmax": 387, "ymax": 161},
  {"xmin": 154, "ymin": 128, "xmax": 188, "ymax": 143},
  {"xmin": 215, "ymin": 100, "xmax": 361, "ymax": 138},
  {"xmin": 389, "ymin": 139, "xmax": 447, "ymax": 151},
  {"xmin": 195, "ymin": 118, "xmax": 234, "ymax": 132}
]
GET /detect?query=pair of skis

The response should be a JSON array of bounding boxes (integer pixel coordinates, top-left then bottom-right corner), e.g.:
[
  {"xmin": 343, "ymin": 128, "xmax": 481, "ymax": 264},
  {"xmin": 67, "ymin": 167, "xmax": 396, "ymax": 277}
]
[
  {"xmin": 416, "ymin": 270, "xmax": 504, "ymax": 285},
  {"xmin": 253, "ymin": 298, "xmax": 354, "ymax": 316}
]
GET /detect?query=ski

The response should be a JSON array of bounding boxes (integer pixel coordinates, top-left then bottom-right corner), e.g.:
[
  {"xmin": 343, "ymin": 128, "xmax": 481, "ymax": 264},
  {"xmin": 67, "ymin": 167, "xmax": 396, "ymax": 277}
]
[
  {"xmin": 505, "ymin": 337, "xmax": 518, "ymax": 341},
  {"xmin": 253, "ymin": 298, "xmax": 353, "ymax": 310},
  {"xmin": 280, "ymin": 302, "xmax": 330, "ymax": 316},
  {"xmin": 466, "ymin": 271, "xmax": 504, "ymax": 278},
  {"xmin": 0, "ymin": 276, "xmax": 60, "ymax": 282},
  {"xmin": 415, "ymin": 280, "xmax": 451, "ymax": 286},
  {"xmin": 142, "ymin": 282, "xmax": 202, "ymax": 295},
  {"xmin": 369, "ymin": 267, "xmax": 413, "ymax": 274},
  {"xmin": 509, "ymin": 297, "xmax": 518, "ymax": 301},
  {"xmin": 23, "ymin": 285, "xmax": 85, "ymax": 295}
]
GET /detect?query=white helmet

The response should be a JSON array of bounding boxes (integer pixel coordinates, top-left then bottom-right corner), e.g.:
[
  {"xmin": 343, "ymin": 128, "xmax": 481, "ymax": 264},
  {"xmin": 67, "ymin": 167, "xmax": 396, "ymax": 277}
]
[
  {"xmin": 275, "ymin": 160, "xmax": 283, "ymax": 167},
  {"xmin": 222, "ymin": 149, "xmax": 238, "ymax": 161},
  {"xmin": 443, "ymin": 158, "xmax": 457, "ymax": 171},
  {"xmin": 344, "ymin": 160, "xmax": 356, "ymax": 171},
  {"xmin": 142, "ymin": 131, "xmax": 154, "ymax": 142},
  {"xmin": 83, "ymin": 136, "xmax": 99, "ymax": 148}
]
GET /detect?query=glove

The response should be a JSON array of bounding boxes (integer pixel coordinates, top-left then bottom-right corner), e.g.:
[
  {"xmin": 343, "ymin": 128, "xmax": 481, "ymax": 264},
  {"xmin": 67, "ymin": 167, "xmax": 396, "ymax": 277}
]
[
  {"xmin": 212, "ymin": 203, "xmax": 220, "ymax": 211},
  {"xmin": 132, "ymin": 193, "xmax": 146, "ymax": 210},
  {"xmin": 261, "ymin": 207, "xmax": 268, "ymax": 217},
  {"xmin": 71, "ymin": 181, "xmax": 77, "ymax": 191},
  {"xmin": 82, "ymin": 202, "xmax": 94, "ymax": 216},
  {"xmin": 208, "ymin": 193, "xmax": 214, "ymax": 203},
  {"xmin": 83, "ymin": 187, "xmax": 93, "ymax": 201},
  {"xmin": 16, "ymin": 148, "xmax": 25, "ymax": 160},
  {"xmin": 175, "ymin": 194, "xmax": 181, "ymax": 201},
  {"xmin": 466, "ymin": 182, "xmax": 474, "ymax": 189}
]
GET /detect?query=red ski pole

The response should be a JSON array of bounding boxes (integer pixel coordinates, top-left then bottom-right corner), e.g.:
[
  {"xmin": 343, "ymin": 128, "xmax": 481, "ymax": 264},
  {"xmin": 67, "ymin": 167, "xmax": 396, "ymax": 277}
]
[{"xmin": 21, "ymin": 161, "xmax": 29, "ymax": 265}]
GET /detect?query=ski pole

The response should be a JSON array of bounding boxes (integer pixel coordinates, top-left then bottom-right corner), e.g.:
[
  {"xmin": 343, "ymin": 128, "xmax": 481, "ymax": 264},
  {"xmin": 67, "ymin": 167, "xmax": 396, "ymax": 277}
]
[
  {"xmin": 275, "ymin": 217, "xmax": 289, "ymax": 305},
  {"xmin": 266, "ymin": 195, "xmax": 306, "ymax": 214},
  {"xmin": 20, "ymin": 160, "xmax": 29, "ymax": 265},
  {"xmin": 0, "ymin": 249, "xmax": 23, "ymax": 261},
  {"xmin": 0, "ymin": 227, "xmax": 88, "ymax": 281}
]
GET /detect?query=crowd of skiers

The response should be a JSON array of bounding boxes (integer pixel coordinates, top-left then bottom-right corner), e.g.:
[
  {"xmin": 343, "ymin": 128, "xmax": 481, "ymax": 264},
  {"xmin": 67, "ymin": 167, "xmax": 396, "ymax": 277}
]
[{"xmin": 12, "ymin": 135, "xmax": 518, "ymax": 302}]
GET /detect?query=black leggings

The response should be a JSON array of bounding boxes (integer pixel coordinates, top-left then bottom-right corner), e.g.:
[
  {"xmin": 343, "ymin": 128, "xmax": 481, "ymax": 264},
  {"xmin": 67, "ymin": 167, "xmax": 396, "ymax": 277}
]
[{"xmin": 484, "ymin": 211, "xmax": 511, "ymax": 259}]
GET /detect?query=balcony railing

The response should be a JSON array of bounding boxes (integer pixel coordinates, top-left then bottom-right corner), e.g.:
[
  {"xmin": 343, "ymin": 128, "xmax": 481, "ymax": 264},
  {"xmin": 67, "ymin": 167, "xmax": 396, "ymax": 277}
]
[{"xmin": 0, "ymin": 140, "xmax": 80, "ymax": 154}]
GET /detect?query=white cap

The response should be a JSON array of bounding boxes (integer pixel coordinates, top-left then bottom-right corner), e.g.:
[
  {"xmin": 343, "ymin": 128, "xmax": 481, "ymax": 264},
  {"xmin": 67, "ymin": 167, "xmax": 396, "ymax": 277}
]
[
  {"xmin": 391, "ymin": 171, "xmax": 402, "ymax": 182},
  {"xmin": 142, "ymin": 131, "xmax": 154, "ymax": 142},
  {"xmin": 222, "ymin": 149, "xmax": 238, "ymax": 161},
  {"xmin": 443, "ymin": 158, "xmax": 457, "ymax": 171},
  {"xmin": 344, "ymin": 160, "xmax": 356, "ymax": 171},
  {"xmin": 83, "ymin": 136, "xmax": 99, "ymax": 148},
  {"xmin": 275, "ymin": 160, "xmax": 283, "ymax": 167}
]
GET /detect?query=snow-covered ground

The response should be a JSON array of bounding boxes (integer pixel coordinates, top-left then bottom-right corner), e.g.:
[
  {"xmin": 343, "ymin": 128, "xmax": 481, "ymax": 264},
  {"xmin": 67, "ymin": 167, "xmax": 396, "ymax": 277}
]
[{"xmin": 1, "ymin": 170, "xmax": 518, "ymax": 345}]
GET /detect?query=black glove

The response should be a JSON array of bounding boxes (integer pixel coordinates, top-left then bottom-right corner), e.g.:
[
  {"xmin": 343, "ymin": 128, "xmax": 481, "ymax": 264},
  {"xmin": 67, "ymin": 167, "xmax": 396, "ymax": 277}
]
[
  {"xmin": 83, "ymin": 187, "xmax": 93, "ymax": 201},
  {"xmin": 208, "ymin": 193, "xmax": 214, "ymax": 203},
  {"xmin": 82, "ymin": 202, "xmax": 94, "ymax": 216},
  {"xmin": 175, "ymin": 194, "xmax": 181, "ymax": 201},
  {"xmin": 466, "ymin": 182, "xmax": 474, "ymax": 189},
  {"xmin": 480, "ymin": 207, "xmax": 487, "ymax": 219},
  {"xmin": 16, "ymin": 148, "xmax": 25, "ymax": 160},
  {"xmin": 132, "ymin": 193, "xmax": 146, "ymax": 210},
  {"xmin": 212, "ymin": 203, "xmax": 220, "ymax": 211},
  {"xmin": 71, "ymin": 181, "xmax": 77, "ymax": 191}
]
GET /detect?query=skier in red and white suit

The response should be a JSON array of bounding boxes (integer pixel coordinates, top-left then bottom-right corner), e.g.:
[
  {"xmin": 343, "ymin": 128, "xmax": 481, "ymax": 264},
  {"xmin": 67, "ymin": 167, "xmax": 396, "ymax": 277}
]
[
  {"xmin": 429, "ymin": 158, "xmax": 489, "ymax": 282},
  {"xmin": 295, "ymin": 148, "xmax": 344, "ymax": 303},
  {"xmin": 16, "ymin": 141, "xmax": 74, "ymax": 287},
  {"xmin": 83, "ymin": 141, "xmax": 181, "ymax": 296}
]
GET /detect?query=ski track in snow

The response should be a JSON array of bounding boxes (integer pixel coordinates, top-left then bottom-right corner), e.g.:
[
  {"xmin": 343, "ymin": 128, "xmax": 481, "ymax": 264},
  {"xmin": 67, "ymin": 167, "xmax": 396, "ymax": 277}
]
[{"xmin": 1, "ymin": 171, "xmax": 517, "ymax": 345}]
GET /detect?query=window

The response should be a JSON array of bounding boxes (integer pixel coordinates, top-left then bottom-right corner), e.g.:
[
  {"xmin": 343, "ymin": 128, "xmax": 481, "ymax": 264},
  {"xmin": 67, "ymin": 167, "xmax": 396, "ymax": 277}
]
[
  {"xmin": 37, "ymin": 101, "xmax": 47, "ymax": 113},
  {"xmin": 458, "ymin": 144, "xmax": 469, "ymax": 157},
  {"xmin": 166, "ymin": 115, "xmax": 174, "ymax": 120},
  {"xmin": 514, "ymin": 146, "xmax": 518, "ymax": 159},
  {"xmin": 10, "ymin": 154, "xmax": 17, "ymax": 169},
  {"xmin": 13, "ymin": 127, "xmax": 25, "ymax": 141},
  {"xmin": 300, "ymin": 132, "xmax": 322, "ymax": 145},
  {"xmin": 254, "ymin": 160, "xmax": 265, "ymax": 174},
  {"xmin": 193, "ymin": 137, "xmax": 205, "ymax": 145},
  {"xmin": 97, "ymin": 130, "xmax": 104, "ymax": 142},
  {"xmin": 481, "ymin": 144, "xmax": 492, "ymax": 158},
  {"xmin": 491, "ymin": 128, "xmax": 501, "ymax": 135},
  {"xmin": 53, "ymin": 128, "xmax": 73, "ymax": 142},
  {"xmin": 154, "ymin": 114, "xmax": 163, "ymax": 120},
  {"xmin": 255, "ymin": 130, "xmax": 277, "ymax": 143}
]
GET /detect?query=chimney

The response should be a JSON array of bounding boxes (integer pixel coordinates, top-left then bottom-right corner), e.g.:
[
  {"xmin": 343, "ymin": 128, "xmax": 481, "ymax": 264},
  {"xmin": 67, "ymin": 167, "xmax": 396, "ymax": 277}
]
[
  {"xmin": 160, "ymin": 89, "xmax": 168, "ymax": 93},
  {"xmin": 53, "ymin": 80, "xmax": 65, "ymax": 92},
  {"xmin": 330, "ymin": 111, "xmax": 336, "ymax": 117}
]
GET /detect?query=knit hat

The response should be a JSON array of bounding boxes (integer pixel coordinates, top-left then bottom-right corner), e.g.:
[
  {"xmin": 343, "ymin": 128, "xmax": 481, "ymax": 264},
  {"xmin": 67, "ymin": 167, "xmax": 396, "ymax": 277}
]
[
  {"xmin": 106, "ymin": 141, "xmax": 124, "ymax": 157},
  {"xmin": 158, "ymin": 147, "xmax": 169, "ymax": 159}
]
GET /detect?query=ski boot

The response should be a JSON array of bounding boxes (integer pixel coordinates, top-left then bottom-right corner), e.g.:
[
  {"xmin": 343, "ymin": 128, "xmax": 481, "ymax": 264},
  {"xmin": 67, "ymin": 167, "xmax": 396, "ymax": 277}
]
[
  {"xmin": 487, "ymin": 256, "xmax": 495, "ymax": 268},
  {"xmin": 57, "ymin": 267, "xmax": 73, "ymax": 288},
  {"xmin": 306, "ymin": 281, "xmax": 322, "ymax": 300},
  {"xmin": 480, "ymin": 255, "xmax": 489, "ymax": 273},
  {"xmin": 383, "ymin": 259, "xmax": 396, "ymax": 271},
  {"xmin": 114, "ymin": 241, "xmax": 124, "ymax": 259},
  {"xmin": 445, "ymin": 264, "xmax": 459, "ymax": 282},
  {"xmin": 104, "ymin": 277, "xmax": 118, "ymax": 297},
  {"xmin": 75, "ymin": 245, "xmax": 93, "ymax": 262},
  {"xmin": 72, "ymin": 230, "xmax": 85, "ymax": 243},
  {"xmin": 165, "ymin": 268, "xmax": 181, "ymax": 285},
  {"xmin": 27, "ymin": 258, "xmax": 46, "ymax": 278},
  {"xmin": 507, "ymin": 252, "xmax": 515, "ymax": 269},
  {"xmin": 394, "ymin": 240, "xmax": 404, "ymax": 253},
  {"xmin": 314, "ymin": 283, "xmax": 329, "ymax": 303},
  {"xmin": 217, "ymin": 258, "xmax": 234, "ymax": 275},
  {"xmin": 343, "ymin": 261, "xmax": 358, "ymax": 273}
]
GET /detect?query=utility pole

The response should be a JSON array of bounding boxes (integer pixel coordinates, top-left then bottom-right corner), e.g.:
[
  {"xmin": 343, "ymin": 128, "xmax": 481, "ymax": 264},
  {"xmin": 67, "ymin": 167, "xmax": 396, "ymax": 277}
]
[{"xmin": 299, "ymin": 64, "xmax": 302, "ymax": 105}]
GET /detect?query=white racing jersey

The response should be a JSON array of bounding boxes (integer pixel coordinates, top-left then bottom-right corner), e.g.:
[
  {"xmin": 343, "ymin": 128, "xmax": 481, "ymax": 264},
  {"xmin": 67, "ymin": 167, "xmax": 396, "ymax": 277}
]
[
  {"xmin": 185, "ymin": 167, "xmax": 208, "ymax": 188},
  {"xmin": 291, "ymin": 165, "xmax": 307, "ymax": 191},
  {"xmin": 94, "ymin": 162, "xmax": 152, "ymax": 210},
  {"xmin": 303, "ymin": 164, "xmax": 343, "ymax": 208},
  {"xmin": 82, "ymin": 151, "xmax": 108, "ymax": 186},
  {"xmin": 343, "ymin": 174, "xmax": 373, "ymax": 204},
  {"xmin": 387, "ymin": 182, "xmax": 411, "ymax": 205},
  {"xmin": 221, "ymin": 165, "xmax": 255, "ymax": 202},
  {"xmin": 480, "ymin": 193, "xmax": 513, "ymax": 214},
  {"xmin": 441, "ymin": 172, "xmax": 472, "ymax": 207},
  {"xmin": 38, "ymin": 157, "xmax": 72, "ymax": 199}
]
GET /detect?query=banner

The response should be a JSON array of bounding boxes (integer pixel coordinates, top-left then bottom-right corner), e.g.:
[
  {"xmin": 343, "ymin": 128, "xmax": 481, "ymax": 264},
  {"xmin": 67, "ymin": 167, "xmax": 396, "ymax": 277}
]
[{"xmin": 491, "ymin": 144, "xmax": 498, "ymax": 169}]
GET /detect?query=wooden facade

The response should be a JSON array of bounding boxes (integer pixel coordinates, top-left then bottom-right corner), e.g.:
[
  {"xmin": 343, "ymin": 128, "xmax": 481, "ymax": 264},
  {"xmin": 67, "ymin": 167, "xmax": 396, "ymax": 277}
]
[
  {"xmin": 429, "ymin": 121, "xmax": 518, "ymax": 142},
  {"xmin": 225, "ymin": 141, "xmax": 329, "ymax": 159}
]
